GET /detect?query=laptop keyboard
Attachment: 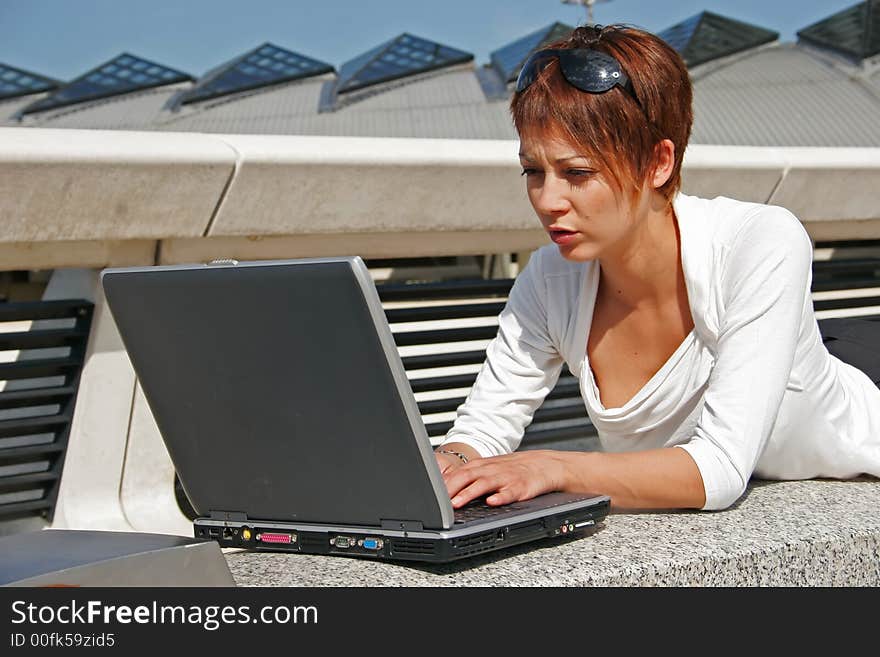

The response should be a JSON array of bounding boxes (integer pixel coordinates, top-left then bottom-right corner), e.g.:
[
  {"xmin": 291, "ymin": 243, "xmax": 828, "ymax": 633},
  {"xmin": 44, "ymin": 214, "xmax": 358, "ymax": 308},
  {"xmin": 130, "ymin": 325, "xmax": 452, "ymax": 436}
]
[{"xmin": 453, "ymin": 499, "xmax": 528, "ymax": 523}]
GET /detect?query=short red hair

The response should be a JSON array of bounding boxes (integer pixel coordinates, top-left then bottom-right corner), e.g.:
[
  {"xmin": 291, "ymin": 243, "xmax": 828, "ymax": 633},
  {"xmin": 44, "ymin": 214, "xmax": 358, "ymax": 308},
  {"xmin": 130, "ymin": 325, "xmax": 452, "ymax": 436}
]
[{"xmin": 511, "ymin": 24, "xmax": 693, "ymax": 205}]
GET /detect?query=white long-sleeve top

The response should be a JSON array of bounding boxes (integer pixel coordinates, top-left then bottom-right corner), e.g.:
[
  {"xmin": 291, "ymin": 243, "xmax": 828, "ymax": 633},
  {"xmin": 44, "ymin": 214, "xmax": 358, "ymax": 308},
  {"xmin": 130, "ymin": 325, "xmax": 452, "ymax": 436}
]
[{"xmin": 441, "ymin": 192, "xmax": 880, "ymax": 510}]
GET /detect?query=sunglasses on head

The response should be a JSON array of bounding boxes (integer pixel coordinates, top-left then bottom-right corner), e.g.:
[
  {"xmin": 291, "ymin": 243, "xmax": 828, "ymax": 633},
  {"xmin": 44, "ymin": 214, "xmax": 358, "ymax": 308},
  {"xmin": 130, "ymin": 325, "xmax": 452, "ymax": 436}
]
[{"xmin": 515, "ymin": 48, "xmax": 643, "ymax": 112}]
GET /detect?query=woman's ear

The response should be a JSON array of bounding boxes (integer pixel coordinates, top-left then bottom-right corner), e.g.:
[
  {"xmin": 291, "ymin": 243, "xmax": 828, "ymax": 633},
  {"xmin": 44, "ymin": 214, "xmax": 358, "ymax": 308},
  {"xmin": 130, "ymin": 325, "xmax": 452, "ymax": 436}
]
[{"xmin": 651, "ymin": 139, "xmax": 676, "ymax": 189}]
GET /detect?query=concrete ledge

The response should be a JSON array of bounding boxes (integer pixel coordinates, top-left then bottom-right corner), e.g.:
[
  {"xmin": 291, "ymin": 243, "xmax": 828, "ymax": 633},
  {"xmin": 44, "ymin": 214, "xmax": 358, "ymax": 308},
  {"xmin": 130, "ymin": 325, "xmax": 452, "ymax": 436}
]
[
  {"xmin": 0, "ymin": 127, "xmax": 235, "ymax": 242},
  {"xmin": 225, "ymin": 477, "xmax": 880, "ymax": 586},
  {"xmin": 211, "ymin": 135, "xmax": 537, "ymax": 236},
  {"xmin": 2, "ymin": 129, "xmax": 880, "ymax": 270}
]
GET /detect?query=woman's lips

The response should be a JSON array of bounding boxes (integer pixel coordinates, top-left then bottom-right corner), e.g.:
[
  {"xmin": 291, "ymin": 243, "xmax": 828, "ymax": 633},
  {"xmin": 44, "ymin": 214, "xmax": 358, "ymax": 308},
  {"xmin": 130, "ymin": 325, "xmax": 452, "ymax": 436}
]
[{"xmin": 549, "ymin": 229, "xmax": 579, "ymax": 245}]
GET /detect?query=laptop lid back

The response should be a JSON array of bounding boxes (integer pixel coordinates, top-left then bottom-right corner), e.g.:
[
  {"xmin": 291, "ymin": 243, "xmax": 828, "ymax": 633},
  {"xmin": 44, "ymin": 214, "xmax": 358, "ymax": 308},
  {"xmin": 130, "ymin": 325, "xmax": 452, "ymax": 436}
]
[{"xmin": 102, "ymin": 257, "xmax": 453, "ymax": 530}]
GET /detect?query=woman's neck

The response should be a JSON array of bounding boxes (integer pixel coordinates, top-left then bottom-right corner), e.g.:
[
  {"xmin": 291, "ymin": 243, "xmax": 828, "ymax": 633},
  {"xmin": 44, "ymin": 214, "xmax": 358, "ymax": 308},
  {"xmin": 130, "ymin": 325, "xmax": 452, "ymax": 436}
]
[{"xmin": 596, "ymin": 199, "xmax": 682, "ymax": 311}]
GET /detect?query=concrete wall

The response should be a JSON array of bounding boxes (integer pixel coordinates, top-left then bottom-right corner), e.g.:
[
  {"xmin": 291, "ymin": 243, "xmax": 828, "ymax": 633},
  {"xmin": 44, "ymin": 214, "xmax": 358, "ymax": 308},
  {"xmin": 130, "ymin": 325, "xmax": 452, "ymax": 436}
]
[{"xmin": 2, "ymin": 127, "xmax": 880, "ymax": 270}]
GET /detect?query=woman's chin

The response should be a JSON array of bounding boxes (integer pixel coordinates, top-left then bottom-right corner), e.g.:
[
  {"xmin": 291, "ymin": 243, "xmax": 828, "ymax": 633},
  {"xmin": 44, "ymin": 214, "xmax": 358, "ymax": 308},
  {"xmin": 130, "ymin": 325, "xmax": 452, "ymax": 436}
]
[{"xmin": 556, "ymin": 241, "xmax": 600, "ymax": 262}]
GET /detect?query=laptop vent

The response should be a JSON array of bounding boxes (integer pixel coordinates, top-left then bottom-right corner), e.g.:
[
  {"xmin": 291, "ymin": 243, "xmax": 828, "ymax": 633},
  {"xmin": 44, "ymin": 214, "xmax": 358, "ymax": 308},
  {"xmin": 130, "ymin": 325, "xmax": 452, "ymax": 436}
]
[
  {"xmin": 451, "ymin": 530, "xmax": 496, "ymax": 551},
  {"xmin": 389, "ymin": 538, "xmax": 435, "ymax": 557}
]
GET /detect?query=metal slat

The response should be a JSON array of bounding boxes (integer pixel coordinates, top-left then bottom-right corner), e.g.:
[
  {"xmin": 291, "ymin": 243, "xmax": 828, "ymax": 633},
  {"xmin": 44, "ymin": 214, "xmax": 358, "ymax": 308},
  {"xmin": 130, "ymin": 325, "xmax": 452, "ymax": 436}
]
[
  {"xmin": 385, "ymin": 302, "xmax": 506, "ymax": 323},
  {"xmin": 812, "ymin": 278, "xmax": 880, "ymax": 292},
  {"xmin": 0, "ymin": 498, "xmax": 52, "ymax": 519},
  {"xmin": 377, "ymin": 279, "xmax": 514, "ymax": 302},
  {"xmin": 401, "ymin": 350, "xmax": 487, "ymax": 371},
  {"xmin": 812, "ymin": 258, "xmax": 880, "ymax": 273},
  {"xmin": 0, "ymin": 443, "xmax": 65, "ymax": 459},
  {"xmin": 0, "ymin": 357, "xmax": 82, "ymax": 381},
  {"xmin": 0, "ymin": 471, "xmax": 58, "ymax": 489},
  {"xmin": 0, "ymin": 299, "xmax": 92, "ymax": 323},
  {"xmin": 409, "ymin": 373, "xmax": 477, "ymax": 394},
  {"xmin": 393, "ymin": 326, "xmax": 498, "ymax": 347},
  {"xmin": 0, "ymin": 327, "xmax": 90, "ymax": 351},
  {"xmin": 0, "ymin": 413, "xmax": 72, "ymax": 439},
  {"xmin": 813, "ymin": 296, "xmax": 880, "ymax": 312},
  {"xmin": 0, "ymin": 386, "xmax": 76, "ymax": 411}
]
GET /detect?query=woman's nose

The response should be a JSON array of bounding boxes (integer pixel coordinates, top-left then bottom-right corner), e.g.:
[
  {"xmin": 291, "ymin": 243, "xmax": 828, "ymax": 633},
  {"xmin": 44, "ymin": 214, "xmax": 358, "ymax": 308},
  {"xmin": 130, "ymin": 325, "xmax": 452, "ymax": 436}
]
[{"xmin": 532, "ymin": 176, "xmax": 570, "ymax": 216}]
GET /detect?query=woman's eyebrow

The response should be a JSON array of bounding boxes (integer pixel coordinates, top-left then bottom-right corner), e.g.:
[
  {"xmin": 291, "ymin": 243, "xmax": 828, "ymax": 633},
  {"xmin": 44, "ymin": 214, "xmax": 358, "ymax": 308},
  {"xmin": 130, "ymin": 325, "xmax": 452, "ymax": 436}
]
[
  {"xmin": 555, "ymin": 155, "xmax": 592, "ymax": 164},
  {"xmin": 518, "ymin": 153, "xmax": 591, "ymax": 163}
]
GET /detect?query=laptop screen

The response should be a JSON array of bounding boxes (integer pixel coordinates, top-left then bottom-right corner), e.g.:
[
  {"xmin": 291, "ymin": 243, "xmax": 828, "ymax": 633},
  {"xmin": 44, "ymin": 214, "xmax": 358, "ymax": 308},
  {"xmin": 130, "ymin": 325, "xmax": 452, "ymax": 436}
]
[{"xmin": 102, "ymin": 257, "xmax": 452, "ymax": 529}]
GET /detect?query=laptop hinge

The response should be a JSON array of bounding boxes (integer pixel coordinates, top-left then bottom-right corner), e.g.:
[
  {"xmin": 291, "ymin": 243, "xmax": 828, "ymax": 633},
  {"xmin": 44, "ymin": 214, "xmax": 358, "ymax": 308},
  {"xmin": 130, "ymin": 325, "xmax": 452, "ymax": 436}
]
[
  {"xmin": 380, "ymin": 519, "xmax": 424, "ymax": 531},
  {"xmin": 209, "ymin": 510, "xmax": 248, "ymax": 522}
]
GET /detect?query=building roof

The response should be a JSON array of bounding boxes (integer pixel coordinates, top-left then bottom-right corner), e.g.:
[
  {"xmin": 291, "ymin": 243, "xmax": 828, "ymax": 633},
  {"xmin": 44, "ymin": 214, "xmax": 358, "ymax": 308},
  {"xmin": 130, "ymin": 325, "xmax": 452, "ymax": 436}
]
[
  {"xmin": 690, "ymin": 43, "xmax": 880, "ymax": 147},
  {"xmin": 4, "ymin": 8, "xmax": 880, "ymax": 147}
]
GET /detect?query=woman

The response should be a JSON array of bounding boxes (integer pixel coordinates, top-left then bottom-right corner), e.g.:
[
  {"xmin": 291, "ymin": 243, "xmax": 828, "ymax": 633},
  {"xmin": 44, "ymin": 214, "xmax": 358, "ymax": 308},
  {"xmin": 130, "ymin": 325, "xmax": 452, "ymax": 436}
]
[{"xmin": 434, "ymin": 24, "xmax": 880, "ymax": 511}]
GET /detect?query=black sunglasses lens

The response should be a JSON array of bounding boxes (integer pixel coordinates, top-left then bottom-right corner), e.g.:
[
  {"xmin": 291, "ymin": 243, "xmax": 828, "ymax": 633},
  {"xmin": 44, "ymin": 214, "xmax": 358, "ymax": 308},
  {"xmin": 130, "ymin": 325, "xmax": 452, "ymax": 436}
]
[
  {"xmin": 558, "ymin": 50, "xmax": 622, "ymax": 93},
  {"xmin": 515, "ymin": 51, "xmax": 559, "ymax": 92}
]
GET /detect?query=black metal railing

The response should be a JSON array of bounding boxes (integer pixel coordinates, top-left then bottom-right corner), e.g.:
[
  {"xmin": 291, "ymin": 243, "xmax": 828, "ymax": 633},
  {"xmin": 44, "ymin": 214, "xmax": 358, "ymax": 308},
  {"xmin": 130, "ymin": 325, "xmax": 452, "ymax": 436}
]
[{"xmin": 0, "ymin": 299, "xmax": 94, "ymax": 522}]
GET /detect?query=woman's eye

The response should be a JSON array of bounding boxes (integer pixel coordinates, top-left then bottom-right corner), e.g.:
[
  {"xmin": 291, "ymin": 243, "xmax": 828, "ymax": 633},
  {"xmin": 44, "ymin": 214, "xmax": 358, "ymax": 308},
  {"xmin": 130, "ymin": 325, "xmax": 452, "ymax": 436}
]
[
  {"xmin": 520, "ymin": 168, "xmax": 540, "ymax": 176},
  {"xmin": 566, "ymin": 169, "xmax": 593, "ymax": 178}
]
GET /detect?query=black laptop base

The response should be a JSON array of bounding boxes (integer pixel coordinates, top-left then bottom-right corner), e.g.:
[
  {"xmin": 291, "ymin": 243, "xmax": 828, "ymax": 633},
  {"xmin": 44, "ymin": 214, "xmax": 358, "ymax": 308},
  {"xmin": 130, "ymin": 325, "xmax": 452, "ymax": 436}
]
[{"xmin": 195, "ymin": 499, "xmax": 609, "ymax": 563}]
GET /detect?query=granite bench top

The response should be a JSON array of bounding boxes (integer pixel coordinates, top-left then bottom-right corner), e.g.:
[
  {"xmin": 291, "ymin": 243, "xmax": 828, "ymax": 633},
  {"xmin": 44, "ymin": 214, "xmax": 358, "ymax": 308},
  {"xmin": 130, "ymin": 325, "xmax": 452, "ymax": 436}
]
[{"xmin": 225, "ymin": 476, "xmax": 880, "ymax": 586}]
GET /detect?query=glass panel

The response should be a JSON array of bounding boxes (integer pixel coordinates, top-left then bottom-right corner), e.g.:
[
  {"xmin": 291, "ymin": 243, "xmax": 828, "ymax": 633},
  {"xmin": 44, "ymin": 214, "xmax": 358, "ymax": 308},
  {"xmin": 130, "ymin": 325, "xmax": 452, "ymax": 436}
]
[
  {"xmin": 20, "ymin": 53, "xmax": 191, "ymax": 112},
  {"xmin": 179, "ymin": 43, "xmax": 333, "ymax": 105},
  {"xmin": 660, "ymin": 11, "xmax": 778, "ymax": 67},
  {"xmin": 798, "ymin": 2, "xmax": 880, "ymax": 60},
  {"xmin": 337, "ymin": 33, "xmax": 473, "ymax": 93}
]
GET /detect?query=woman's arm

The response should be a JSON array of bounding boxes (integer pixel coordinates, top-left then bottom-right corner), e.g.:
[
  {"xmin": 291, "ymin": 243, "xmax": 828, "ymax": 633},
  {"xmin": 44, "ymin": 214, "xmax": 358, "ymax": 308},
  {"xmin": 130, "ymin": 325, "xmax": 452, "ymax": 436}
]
[
  {"xmin": 676, "ymin": 206, "xmax": 813, "ymax": 509},
  {"xmin": 437, "ymin": 249, "xmax": 566, "ymax": 459},
  {"xmin": 443, "ymin": 446, "xmax": 706, "ymax": 509}
]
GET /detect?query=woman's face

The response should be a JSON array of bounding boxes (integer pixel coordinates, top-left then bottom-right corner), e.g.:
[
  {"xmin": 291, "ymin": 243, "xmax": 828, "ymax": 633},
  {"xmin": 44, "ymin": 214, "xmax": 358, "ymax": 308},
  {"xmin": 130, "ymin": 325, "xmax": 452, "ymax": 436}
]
[{"xmin": 519, "ymin": 130, "xmax": 645, "ymax": 262}]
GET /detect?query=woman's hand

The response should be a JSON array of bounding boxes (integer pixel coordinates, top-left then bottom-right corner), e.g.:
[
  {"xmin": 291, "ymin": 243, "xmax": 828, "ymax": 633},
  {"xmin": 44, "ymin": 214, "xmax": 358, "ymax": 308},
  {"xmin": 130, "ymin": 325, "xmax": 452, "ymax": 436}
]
[
  {"xmin": 435, "ymin": 451, "xmax": 466, "ymax": 476},
  {"xmin": 442, "ymin": 450, "xmax": 571, "ymax": 508},
  {"xmin": 433, "ymin": 443, "xmax": 482, "ymax": 477}
]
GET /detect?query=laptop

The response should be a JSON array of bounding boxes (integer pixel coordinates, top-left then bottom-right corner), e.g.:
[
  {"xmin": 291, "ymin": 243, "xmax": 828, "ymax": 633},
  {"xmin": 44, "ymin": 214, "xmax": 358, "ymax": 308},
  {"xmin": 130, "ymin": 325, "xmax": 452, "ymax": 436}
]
[{"xmin": 101, "ymin": 256, "xmax": 610, "ymax": 563}]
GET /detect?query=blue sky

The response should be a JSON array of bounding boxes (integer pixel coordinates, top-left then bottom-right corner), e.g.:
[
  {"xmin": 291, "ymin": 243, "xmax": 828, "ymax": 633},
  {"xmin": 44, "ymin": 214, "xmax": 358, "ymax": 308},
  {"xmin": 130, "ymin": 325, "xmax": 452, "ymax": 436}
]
[{"xmin": 0, "ymin": 0, "xmax": 860, "ymax": 81}]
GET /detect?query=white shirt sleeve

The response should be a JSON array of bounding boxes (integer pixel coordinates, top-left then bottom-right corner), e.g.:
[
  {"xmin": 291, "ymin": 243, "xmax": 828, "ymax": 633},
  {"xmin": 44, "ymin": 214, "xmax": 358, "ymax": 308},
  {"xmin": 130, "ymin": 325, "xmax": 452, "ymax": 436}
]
[
  {"xmin": 677, "ymin": 206, "xmax": 814, "ymax": 510},
  {"xmin": 440, "ymin": 252, "xmax": 566, "ymax": 456}
]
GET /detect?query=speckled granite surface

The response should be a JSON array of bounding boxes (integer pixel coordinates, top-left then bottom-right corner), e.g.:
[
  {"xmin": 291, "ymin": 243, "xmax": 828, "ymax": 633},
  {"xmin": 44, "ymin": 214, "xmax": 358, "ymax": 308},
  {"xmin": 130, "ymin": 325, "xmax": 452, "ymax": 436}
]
[{"xmin": 226, "ymin": 477, "xmax": 880, "ymax": 586}]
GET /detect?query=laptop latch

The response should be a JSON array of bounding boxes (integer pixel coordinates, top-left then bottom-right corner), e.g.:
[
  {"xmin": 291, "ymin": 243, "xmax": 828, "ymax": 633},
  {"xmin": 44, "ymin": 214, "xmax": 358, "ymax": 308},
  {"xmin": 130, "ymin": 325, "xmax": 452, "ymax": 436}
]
[
  {"xmin": 380, "ymin": 519, "xmax": 424, "ymax": 531},
  {"xmin": 209, "ymin": 510, "xmax": 248, "ymax": 522}
]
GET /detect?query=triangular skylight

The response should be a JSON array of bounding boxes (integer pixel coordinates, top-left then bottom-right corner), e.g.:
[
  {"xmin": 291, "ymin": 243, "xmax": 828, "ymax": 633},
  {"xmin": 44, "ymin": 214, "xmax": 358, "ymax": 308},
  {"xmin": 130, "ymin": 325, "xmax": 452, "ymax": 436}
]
[
  {"xmin": 0, "ymin": 63, "xmax": 59, "ymax": 101},
  {"xmin": 178, "ymin": 43, "xmax": 334, "ymax": 105},
  {"xmin": 797, "ymin": 0, "xmax": 880, "ymax": 61},
  {"xmin": 658, "ymin": 11, "xmax": 779, "ymax": 67},
  {"xmin": 336, "ymin": 33, "xmax": 473, "ymax": 94},
  {"xmin": 21, "ymin": 53, "xmax": 192, "ymax": 115},
  {"xmin": 490, "ymin": 22, "xmax": 574, "ymax": 83}
]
